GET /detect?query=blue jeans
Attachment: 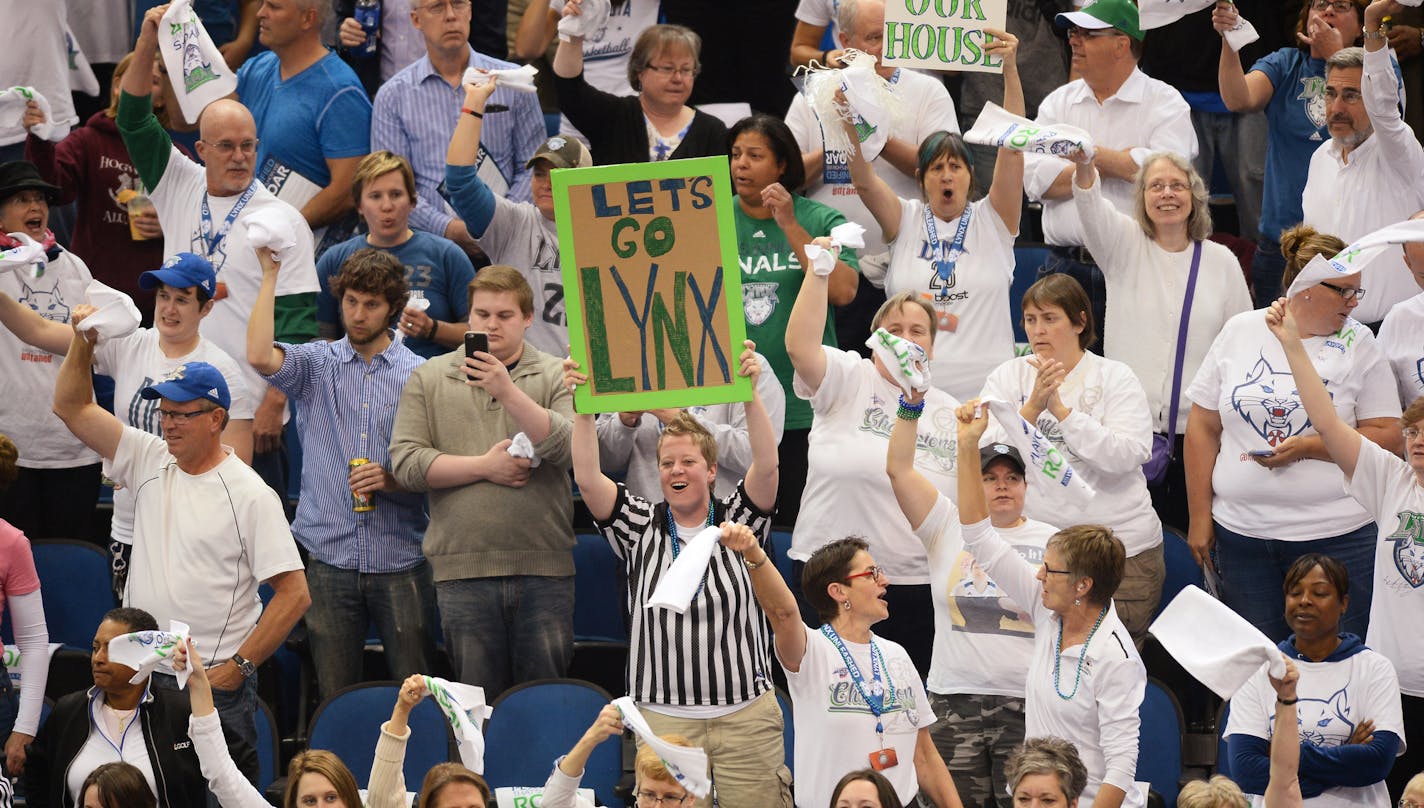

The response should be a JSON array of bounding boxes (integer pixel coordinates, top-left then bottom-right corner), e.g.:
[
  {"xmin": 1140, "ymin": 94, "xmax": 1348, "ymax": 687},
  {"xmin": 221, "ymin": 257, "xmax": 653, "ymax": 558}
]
[
  {"xmin": 436, "ymin": 576, "xmax": 574, "ymax": 699},
  {"xmin": 304, "ymin": 558, "xmax": 437, "ymax": 699},
  {"xmin": 1214, "ymin": 520, "xmax": 1376, "ymax": 642},
  {"xmin": 1191, "ymin": 108, "xmax": 1266, "ymax": 243},
  {"xmin": 1251, "ymin": 234, "xmax": 1287, "ymax": 307},
  {"xmin": 1039, "ymin": 252, "xmax": 1106, "ymax": 355}
]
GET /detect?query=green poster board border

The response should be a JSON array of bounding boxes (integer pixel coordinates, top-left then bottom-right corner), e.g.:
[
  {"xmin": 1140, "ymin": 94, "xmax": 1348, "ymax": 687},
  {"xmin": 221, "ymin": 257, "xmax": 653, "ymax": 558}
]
[{"xmin": 552, "ymin": 156, "xmax": 752, "ymax": 414}]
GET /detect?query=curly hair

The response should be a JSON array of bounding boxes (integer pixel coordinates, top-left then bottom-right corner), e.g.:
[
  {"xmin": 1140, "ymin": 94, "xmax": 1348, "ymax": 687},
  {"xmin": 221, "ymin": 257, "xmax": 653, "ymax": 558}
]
[{"xmin": 330, "ymin": 248, "xmax": 410, "ymax": 327}]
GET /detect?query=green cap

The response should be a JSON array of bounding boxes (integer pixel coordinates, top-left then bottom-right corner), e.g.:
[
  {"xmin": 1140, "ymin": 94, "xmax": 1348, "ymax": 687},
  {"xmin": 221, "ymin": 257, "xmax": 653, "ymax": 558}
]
[{"xmin": 1055, "ymin": 0, "xmax": 1145, "ymax": 41}]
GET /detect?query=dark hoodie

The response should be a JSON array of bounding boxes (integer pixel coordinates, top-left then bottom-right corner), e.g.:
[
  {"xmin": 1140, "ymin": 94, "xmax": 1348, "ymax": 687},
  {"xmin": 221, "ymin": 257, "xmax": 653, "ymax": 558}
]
[{"xmin": 1226, "ymin": 633, "xmax": 1402, "ymax": 798}]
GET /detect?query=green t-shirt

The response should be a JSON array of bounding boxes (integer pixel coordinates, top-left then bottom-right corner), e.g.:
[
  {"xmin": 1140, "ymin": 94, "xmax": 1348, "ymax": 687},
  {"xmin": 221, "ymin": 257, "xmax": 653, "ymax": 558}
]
[{"xmin": 734, "ymin": 195, "xmax": 860, "ymax": 430}]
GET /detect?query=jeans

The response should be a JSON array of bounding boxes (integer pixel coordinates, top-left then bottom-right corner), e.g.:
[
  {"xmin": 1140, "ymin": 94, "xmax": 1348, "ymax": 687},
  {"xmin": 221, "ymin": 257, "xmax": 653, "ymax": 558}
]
[
  {"xmin": 436, "ymin": 576, "xmax": 574, "ymax": 699},
  {"xmin": 304, "ymin": 559, "xmax": 437, "ymax": 700},
  {"xmin": 1039, "ymin": 252, "xmax": 1106, "ymax": 355},
  {"xmin": 1214, "ymin": 520, "xmax": 1376, "ymax": 642},
  {"xmin": 1191, "ymin": 108, "xmax": 1267, "ymax": 242},
  {"xmin": 1251, "ymin": 234, "xmax": 1287, "ymax": 307}
]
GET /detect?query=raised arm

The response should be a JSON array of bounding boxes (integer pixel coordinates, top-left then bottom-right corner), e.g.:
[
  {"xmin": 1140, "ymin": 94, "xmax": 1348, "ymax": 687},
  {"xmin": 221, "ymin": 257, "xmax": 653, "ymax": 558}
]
[
  {"xmin": 790, "ymin": 21, "xmax": 841, "ymax": 69},
  {"xmin": 52, "ymin": 329, "xmax": 122, "ymax": 461},
  {"xmin": 842, "ymin": 115, "xmax": 905, "ymax": 242},
  {"xmin": 246, "ymin": 248, "xmax": 288, "ymax": 375},
  {"xmin": 565, "ymin": 358, "xmax": 618, "ymax": 521},
  {"xmin": 784, "ymin": 235, "xmax": 835, "ymax": 393},
  {"xmin": 886, "ymin": 388, "xmax": 940, "ymax": 531},
  {"xmin": 116, "ymin": 4, "xmax": 174, "ymax": 192},
  {"xmin": 366, "ymin": 675, "xmax": 428, "ymax": 808},
  {"xmin": 175, "ymin": 640, "xmax": 271, "ymax": 808},
  {"xmin": 1214, "ymin": 2, "xmax": 1275, "ymax": 112},
  {"xmin": 1264, "ymin": 299, "xmax": 1362, "ymax": 477},
  {"xmin": 445, "ymin": 76, "xmax": 500, "ymax": 240},
  {"xmin": 720, "ymin": 522, "xmax": 808, "ymax": 671},
  {"xmin": 986, "ymin": 30, "xmax": 1025, "ymax": 232},
  {"xmin": 1265, "ymin": 657, "xmax": 1303, "ymax": 808},
  {"xmin": 737, "ymin": 341, "xmax": 780, "ymax": 513},
  {"xmin": 551, "ymin": 1, "xmax": 586, "ymax": 78}
]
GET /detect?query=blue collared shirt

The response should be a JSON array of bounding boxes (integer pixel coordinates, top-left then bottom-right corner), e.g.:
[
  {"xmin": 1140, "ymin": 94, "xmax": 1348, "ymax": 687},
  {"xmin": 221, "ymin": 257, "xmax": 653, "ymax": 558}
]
[
  {"xmin": 371, "ymin": 48, "xmax": 546, "ymax": 236},
  {"xmin": 266, "ymin": 335, "xmax": 427, "ymax": 572}
]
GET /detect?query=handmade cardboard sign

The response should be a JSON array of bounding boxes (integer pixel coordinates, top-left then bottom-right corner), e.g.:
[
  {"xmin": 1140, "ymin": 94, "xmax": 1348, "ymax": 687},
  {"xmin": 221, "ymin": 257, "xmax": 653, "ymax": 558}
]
[
  {"xmin": 554, "ymin": 157, "xmax": 751, "ymax": 413},
  {"xmin": 883, "ymin": 0, "xmax": 1009, "ymax": 74}
]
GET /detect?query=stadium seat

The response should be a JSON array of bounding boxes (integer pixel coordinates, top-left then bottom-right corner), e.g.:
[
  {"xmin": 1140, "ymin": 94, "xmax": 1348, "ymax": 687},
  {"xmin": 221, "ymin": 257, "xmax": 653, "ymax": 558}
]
[
  {"xmin": 308, "ymin": 681, "xmax": 453, "ymax": 787},
  {"xmin": 255, "ymin": 698, "xmax": 280, "ymax": 792},
  {"xmin": 1156, "ymin": 526, "xmax": 1205, "ymax": 619},
  {"xmin": 573, "ymin": 532, "xmax": 626, "ymax": 644},
  {"xmin": 9, "ymin": 541, "xmax": 116, "ymax": 651},
  {"xmin": 484, "ymin": 679, "xmax": 618, "ymax": 805},
  {"xmin": 1011, "ymin": 246, "xmax": 1050, "ymax": 344},
  {"xmin": 1136, "ymin": 677, "xmax": 1186, "ymax": 806},
  {"xmin": 776, "ymin": 686, "xmax": 794, "ymax": 776},
  {"xmin": 771, "ymin": 529, "xmax": 795, "ymax": 589}
]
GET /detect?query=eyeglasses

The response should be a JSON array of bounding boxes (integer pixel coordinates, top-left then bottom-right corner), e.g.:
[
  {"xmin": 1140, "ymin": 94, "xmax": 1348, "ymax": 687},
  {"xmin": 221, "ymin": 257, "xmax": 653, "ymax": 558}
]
[
  {"xmin": 3, "ymin": 191, "xmax": 48, "ymax": 207},
  {"xmin": 644, "ymin": 64, "xmax": 699, "ymax": 78},
  {"xmin": 158, "ymin": 407, "xmax": 216, "ymax": 423},
  {"xmin": 1310, "ymin": 0, "xmax": 1355, "ymax": 12},
  {"xmin": 1404, "ymin": 426, "xmax": 1422, "ymax": 441},
  {"xmin": 1042, "ymin": 565, "xmax": 1074, "ymax": 576},
  {"xmin": 1398, "ymin": 799, "xmax": 1421, "ymax": 808},
  {"xmin": 417, "ymin": 0, "xmax": 470, "ymax": 14},
  {"xmin": 1324, "ymin": 87, "xmax": 1363, "ymax": 104},
  {"xmin": 1146, "ymin": 181, "xmax": 1190, "ymax": 194},
  {"xmin": 1067, "ymin": 26, "xmax": 1123, "ymax": 39},
  {"xmin": 636, "ymin": 791, "xmax": 692, "ymax": 807},
  {"xmin": 1319, "ymin": 280, "xmax": 1366, "ymax": 300},
  {"xmin": 845, "ymin": 566, "xmax": 886, "ymax": 583},
  {"xmin": 200, "ymin": 139, "xmax": 259, "ymax": 156}
]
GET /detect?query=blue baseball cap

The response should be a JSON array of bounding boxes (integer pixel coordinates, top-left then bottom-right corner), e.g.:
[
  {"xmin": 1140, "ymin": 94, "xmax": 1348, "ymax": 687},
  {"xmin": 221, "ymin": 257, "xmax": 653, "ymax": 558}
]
[
  {"xmin": 139, "ymin": 362, "xmax": 231, "ymax": 410},
  {"xmin": 139, "ymin": 253, "xmax": 218, "ymax": 299}
]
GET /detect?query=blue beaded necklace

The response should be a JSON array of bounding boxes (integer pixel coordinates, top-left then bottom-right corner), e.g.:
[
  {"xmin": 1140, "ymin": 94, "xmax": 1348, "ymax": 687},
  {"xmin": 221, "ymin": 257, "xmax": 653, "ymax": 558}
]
[
  {"xmin": 665, "ymin": 500, "xmax": 716, "ymax": 597},
  {"xmin": 1052, "ymin": 604, "xmax": 1108, "ymax": 701}
]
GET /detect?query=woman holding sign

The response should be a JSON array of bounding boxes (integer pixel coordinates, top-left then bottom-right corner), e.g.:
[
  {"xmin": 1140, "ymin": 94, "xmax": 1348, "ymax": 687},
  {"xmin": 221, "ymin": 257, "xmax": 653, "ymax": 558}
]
[
  {"xmin": 978, "ymin": 275, "xmax": 1163, "ymax": 644},
  {"xmin": 843, "ymin": 29, "xmax": 1022, "ymax": 402}
]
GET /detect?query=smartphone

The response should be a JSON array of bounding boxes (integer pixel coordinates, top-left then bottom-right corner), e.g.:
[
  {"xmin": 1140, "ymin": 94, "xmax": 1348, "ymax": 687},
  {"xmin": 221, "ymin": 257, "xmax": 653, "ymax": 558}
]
[
  {"xmin": 464, "ymin": 332, "xmax": 489, "ymax": 380},
  {"xmin": 1247, "ymin": 449, "xmax": 1275, "ymax": 457}
]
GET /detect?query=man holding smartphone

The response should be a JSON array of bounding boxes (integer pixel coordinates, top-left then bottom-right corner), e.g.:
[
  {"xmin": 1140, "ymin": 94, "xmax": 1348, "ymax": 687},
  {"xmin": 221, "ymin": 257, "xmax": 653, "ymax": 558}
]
[{"xmin": 389, "ymin": 265, "xmax": 576, "ymax": 695}]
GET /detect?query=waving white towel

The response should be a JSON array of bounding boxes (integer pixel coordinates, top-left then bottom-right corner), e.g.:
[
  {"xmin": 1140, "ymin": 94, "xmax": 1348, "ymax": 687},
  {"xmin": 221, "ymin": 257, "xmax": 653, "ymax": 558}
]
[
  {"xmin": 1138, "ymin": 0, "xmax": 1259, "ymax": 51},
  {"xmin": 1285, "ymin": 218, "xmax": 1424, "ymax": 299},
  {"xmin": 804, "ymin": 221, "xmax": 868, "ymax": 276},
  {"xmin": 159, "ymin": 0, "xmax": 239, "ymax": 125},
  {"xmin": 1149, "ymin": 585, "xmax": 1285, "ymax": 699},
  {"xmin": 244, "ymin": 207, "xmax": 301, "ymax": 264},
  {"xmin": 507, "ymin": 431, "xmax": 542, "ymax": 468},
  {"xmin": 556, "ymin": 0, "xmax": 612, "ymax": 41},
  {"xmin": 646, "ymin": 525, "xmax": 724, "ymax": 613},
  {"xmin": 462, "ymin": 65, "xmax": 539, "ymax": 94},
  {"xmin": 865, "ymin": 328, "xmax": 932, "ymax": 396},
  {"xmin": 108, "ymin": 620, "xmax": 191, "ymax": 688},
  {"xmin": 76, "ymin": 280, "xmax": 142, "ymax": 340},
  {"xmin": 0, "ymin": 87, "xmax": 61, "ymax": 142},
  {"xmin": 964, "ymin": 103, "xmax": 1096, "ymax": 161},
  {"xmin": 801, "ymin": 50, "xmax": 906, "ymax": 161},
  {"xmin": 424, "ymin": 676, "xmax": 492, "ymax": 773},
  {"xmin": 981, "ymin": 398, "xmax": 1096, "ymax": 499},
  {"xmin": 613, "ymin": 698, "xmax": 712, "ymax": 797},
  {"xmin": 0, "ymin": 233, "xmax": 48, "ymax": 279}
]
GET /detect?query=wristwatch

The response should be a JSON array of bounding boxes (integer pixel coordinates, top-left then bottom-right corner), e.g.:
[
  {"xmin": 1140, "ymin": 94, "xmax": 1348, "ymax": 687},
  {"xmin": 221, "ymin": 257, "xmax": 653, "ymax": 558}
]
[{"xmin": 231, "ymin": 653, "xmax": 257, "ymax": 678}]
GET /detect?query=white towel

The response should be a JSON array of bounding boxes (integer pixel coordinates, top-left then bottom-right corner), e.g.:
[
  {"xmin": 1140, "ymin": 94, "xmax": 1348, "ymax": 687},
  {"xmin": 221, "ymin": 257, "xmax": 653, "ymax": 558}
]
[
  {"xmin": 423, "ymin": 676, "xmax": 492, "ymax": 773},
  {"xmin": 804, "ymin": 221, "xmax": 867, "ymax": 276},
  {"xmin": 76, "ymin": 280, "xmax": 142, "ymax": 340},
  {"xmin": 159, "ymin": 0, "xmax": 239, "ymax": 125},
  {"xmin": 556, "ymin": 0, "xmax": 611, "ymax": 41},
  {"xmin": 462, "ymin": 65, "xmax": 539, "ymax": 94},
  {"xmin": 0, "ymin": 87, "xmax": 62, "ymax": 142},
  {"xmin": 0, "ymin": 233, "xmax": 49, "ymax": 279},
  {"xmin": 865, "ymin": 328, "xmax": 932, "ymax": 396},
  {"xmin": 1138, "ymin": 0, "xmax": 1259, "ymax": 51},
  {"xmin": 507, "ymin": 431, "xmax": 542, "ymax": 468},
  {"xmin": 1149, "ymin": 585, "xmax": 1285, "ymax": 699},
  {"xmin": 1285, "ymin": 218, "xmax": 1424, "ymax": 298},
  {"xmin": 243, "ymin": 207, "xmax": 301, "ymax": 264},
  {"xmin": 646, "ymin": 524, "xmax": 724, "ymax": 613},
  {"xmin": 2, "ymin": 643, "xmax": 63, "ymax": 690},
  {"xmin": 612, "ymin": 697, "xmax": 711, "ymax": 797},
  {"xmin": 107, "ymin": 620, "xmax": 191, "ymax": 688},
  {"xmin": 981, "ymin": 398, "xmax": 1096, "ymax": 499},
  {"xmin": 964, "ymin": 102, "xmax": 1096, "ymax": 161},
  {"xmin": 801, "ymin": 50, "xmax": 905, "ymax": 161}
]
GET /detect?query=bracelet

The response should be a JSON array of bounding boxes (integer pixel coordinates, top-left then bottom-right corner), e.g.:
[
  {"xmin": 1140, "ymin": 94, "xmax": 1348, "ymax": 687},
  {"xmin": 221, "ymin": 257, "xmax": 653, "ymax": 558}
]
[
  {"xmin": 1364, "ymin": 27, "xmax": 1386, "ymax": 40},
  {"xmin": 461, "ymin": 107, "xmax": 483, "ymax": 119},
  {"xmin": 1276, "ymin": 696, "xmax": 1299, "ymax": 705},
  {"xmin": 743, "ymin": 553, "xmax": 769, "ymax": 571},
  {"xmin": 821, "ymin": 49, "xmax": 830, "ymax": 65},
  {"xmin": 897, "ymin": 393, "xmax": 926, "ymax": 421},
  {"xmin": 426, "ymin": 320, "xmax": 438, "ymax": 341}
]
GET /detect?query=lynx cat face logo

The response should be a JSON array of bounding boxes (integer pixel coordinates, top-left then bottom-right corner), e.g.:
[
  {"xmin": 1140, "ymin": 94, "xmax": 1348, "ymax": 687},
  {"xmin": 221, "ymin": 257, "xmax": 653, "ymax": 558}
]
[
  {"xmin": 1230, "ymin": 356, "xmax": 1310, "ymax": 447},
  {"xmin": 743, "ymin": 282, "xmax": 779, "ymax": 326},
  {"xmin": 1287, "ymin": 685, "xmax": 1354, "ymax": 748},
  {"xmin": 17, "ymin": 282, "xmax": 69, "ymax": 322},
  {"xmin": 1386, "ymin": 511, "xmax": 1424, "ymax": 588}
]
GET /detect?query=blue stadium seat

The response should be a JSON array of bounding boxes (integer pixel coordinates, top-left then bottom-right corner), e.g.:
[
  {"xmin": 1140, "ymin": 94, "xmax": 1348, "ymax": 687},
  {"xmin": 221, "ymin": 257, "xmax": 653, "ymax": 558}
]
[
  {"xmin": 308, "ymin": 681, "xmax": 453, "ymax": 787},
  {"xmin": 573, "ymin": 532, "xmax": 626, "ymax": 644},
  {"xmin": 1156, "ymin": 526, "xmax": 1205, "ymax": 620},
  {"xmin": 1136, "ymin": 677, "xmax": 1185, "ymax": 806},
  {"xmin": 776, "ymin": 686, "xmax": 794, "ymax": 776},
  {"xmin": 11, "ymin": 541, "xmax": 116, "ymax": 650},
  {"xmin": 255, "ymin": 698, "xmax": 280, "ymax": 792},
  {"xmin": 771, "ymin": 529, "xmax": 795, "ymax": 590},
  {"xmin": 484, "ymin": 679, "xmax": 618, "ymax": 805},
  {"xmin": 1011, "ymin": 246, "xmax": 1050, "ymax": 344}
]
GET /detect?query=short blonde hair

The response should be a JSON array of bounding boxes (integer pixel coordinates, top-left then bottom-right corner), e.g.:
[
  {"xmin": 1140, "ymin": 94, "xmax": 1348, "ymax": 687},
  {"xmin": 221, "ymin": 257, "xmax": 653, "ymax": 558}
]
[
  {"xmin": 1177, "ymin": 776, "xmax": 1248, "ymax": 808},
  {"xmin": 635, "ymin": 734, "xmax": 694, "ymax": 786},
  {"xmin": 351, "ymin": 150, "xmax": 417, "ymax": 206},
  {"xmin": 1048, "ymin": 525, "xmax": 1125, "ymax": 606},
  {"xmin": 467, "ymin": 265, "xmax": 534, "ymax": 316},
  {"xmin": 871, "ymin": 291, "xmax": 938, "ymax": 343},
  {"xmin": 657, "ymin": 412, "xmax": 718, "ymax": 467}
]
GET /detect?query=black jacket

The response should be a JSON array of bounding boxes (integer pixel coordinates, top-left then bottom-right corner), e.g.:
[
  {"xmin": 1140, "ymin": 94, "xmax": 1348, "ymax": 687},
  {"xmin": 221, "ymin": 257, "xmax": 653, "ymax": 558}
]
[
  {"xmin": 552, "ymin": 72, "xmax": 730, "ymax": 166},
  {"xmin": 22, "ymin": 686, "xmax": 258, "ymax": 808}
]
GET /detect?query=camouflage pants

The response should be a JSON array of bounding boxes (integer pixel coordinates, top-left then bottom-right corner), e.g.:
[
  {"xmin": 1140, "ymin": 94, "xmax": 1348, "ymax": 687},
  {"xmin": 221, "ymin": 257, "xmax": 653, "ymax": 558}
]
[{"xmin": 928, "ymin": 692, "xmax": 1026, "ymax": 808}]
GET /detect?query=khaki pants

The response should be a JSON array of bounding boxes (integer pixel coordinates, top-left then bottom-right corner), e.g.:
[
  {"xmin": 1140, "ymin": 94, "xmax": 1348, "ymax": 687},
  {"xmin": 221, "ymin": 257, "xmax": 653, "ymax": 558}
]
[
  {"xmin": 640, "ymin": 690, "xmax": 793, "ymax": 808},
  {"xmin": 1113, "ymin": 543, "xmax": 1166, "ymax": 646}
]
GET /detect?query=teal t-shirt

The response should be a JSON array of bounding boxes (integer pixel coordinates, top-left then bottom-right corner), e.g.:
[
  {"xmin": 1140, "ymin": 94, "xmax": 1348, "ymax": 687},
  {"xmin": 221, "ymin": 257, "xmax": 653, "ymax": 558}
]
[{"xmin": 734, "ymin": 195, "xmax": 860, "ymax": 430}]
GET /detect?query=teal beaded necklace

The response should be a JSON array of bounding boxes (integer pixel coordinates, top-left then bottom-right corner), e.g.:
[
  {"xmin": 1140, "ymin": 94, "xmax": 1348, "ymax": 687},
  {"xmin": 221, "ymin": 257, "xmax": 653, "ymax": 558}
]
[
  {"xmin": 1052, "ymin": 604, "xmax": 1108, "ymax": 701},
  {"xmin": 666, "ymin": 500, "xmax": 717, "ymax": 598}
]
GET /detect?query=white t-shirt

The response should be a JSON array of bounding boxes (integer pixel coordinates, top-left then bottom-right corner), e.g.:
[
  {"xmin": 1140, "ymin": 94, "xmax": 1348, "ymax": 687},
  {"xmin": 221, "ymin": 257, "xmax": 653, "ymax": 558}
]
[
  {"xmin": 0, "ymin": 1, "xmax": 80, "ymax": 145},
  {"xmin": 961, "ymin": 519, "xmax": 1146, "ymax": 808},
  {"xmin": 552, "ymin": 0, "xmax": 658, "ymax": 142},
  {"xmin": 150, "ymin": 148, "xmax": 320, "ymax": 421},
  {"xmin": 1224, "ymin": 645, "xmax": 1404, "ymax": 808},
  {"xmin": 781, "ymin": 623, "xmax": 935, "ymax": 808},
  {"xmin": 883, "ymin": 196, "xmax": 1016, "ymax": 401},
  {"xmin": 94, "ymin": 328, "xmax": 256, "ymax": 544},
  {"xmin": 785, "ymin": 68, "xmax": 959, "ymax": 258},
  {"xmin": 0, "ymin": 249, "xmax": 100, "ymax": 468},
  {"xmin": 1376, "ymin": 291, "xmax": 1424, "ymax": 409},
  {"xmin": 793, "ymin": 0, "xmax": 843, "ymax": 42},
  {"xmin": 109, "ymin": 427, "xmax": 304, "ymax": 662},
  {"xmin": 916, "ymin": 496, "xmax": 1057, "ymax": 697},
  {"xmin": 1343, "ymin": 438, "xmax": 1424, "ymax": 697},
  {"xmin": 1186, "ymin": 310, "xmax": 1401, "ymax": 540},
  {"xmin": 981, "ymin": 353, "xmax": 1162, "ymax": 557},
  {"xmin": 791, "ymin": 346, "xmax": 960, "ymax": 583},
  {"xmin": 1072, "ymin": 176, "xmax": 1254, "ymax": 433},
  {"xmin": 478, "ymin": 196, "xmax": 566, "ymax": 357}
]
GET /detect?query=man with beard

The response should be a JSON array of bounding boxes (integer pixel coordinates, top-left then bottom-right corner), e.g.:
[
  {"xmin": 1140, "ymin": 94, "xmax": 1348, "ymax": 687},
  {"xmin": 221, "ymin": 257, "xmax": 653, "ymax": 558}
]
[
  {"xmin": 1301, "ymin": 35, "xmax": 1424, "ymax": 327},
  {"xmin": 246, "ymin": 246, "xmax": 433, "ymax": 700}
]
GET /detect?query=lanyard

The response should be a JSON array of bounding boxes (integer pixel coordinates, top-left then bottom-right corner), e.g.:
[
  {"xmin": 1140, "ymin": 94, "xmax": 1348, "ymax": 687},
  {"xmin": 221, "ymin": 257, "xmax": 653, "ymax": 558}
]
[
  {"xmin": 924, "ymin": 203, "xmax": 972, "ymax": 293},
  {"xmin": 820, "ymin": 624, "xmax": 894, "ymax": 735},
  {"xmin": 199, "ymin": 181, "xmax": 258, "ymax": 264}
]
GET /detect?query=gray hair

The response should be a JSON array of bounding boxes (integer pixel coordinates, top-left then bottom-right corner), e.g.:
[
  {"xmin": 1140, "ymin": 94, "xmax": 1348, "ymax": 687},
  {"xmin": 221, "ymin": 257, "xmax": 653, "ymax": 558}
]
[
  {"xmin": 836, "ymin": 0, "xmax": 876, "ymax": 39},
  {"xmin": 292, "ymin": 0, "xmax": 329, "ymax": 31},
  {"xmin": 627, "ymin": 24, "xmax": 702, "ymax": 93},
  {"xmin": 1006, "ymin": 737, "xmax": 1088, "ymax": 802},
  {"xmin": 1132, "ymin": 151, "xmax": 1213, "ymax": 243},
  {"xmin": 1326, "ymin": 46, "xmax": 1365, "ymax": 72}
]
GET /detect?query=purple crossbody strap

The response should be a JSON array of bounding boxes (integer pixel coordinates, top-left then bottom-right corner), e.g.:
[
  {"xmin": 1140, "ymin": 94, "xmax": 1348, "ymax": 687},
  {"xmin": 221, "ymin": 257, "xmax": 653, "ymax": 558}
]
[{"xmin": 1166, "ymin": 241, "xmax": 1204, "ymax": 454}]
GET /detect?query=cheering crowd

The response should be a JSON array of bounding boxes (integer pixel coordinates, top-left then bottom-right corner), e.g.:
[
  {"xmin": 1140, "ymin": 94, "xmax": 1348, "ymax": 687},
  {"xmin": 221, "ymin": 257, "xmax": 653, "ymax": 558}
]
[{"xmin": 0, "ymin": 0, "xmax": 1423, "ymax": 805}]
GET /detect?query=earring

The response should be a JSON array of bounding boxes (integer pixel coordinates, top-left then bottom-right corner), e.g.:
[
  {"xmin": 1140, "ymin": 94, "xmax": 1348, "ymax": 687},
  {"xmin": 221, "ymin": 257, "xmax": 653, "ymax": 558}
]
[
  {"xmin": 842, "ymin": 600, "xmax": 851, "ymax": 610},
  {"xmin": 1304, "ymin": 295, "xmax": 1311, "ymax": 301},
  {"xmin": 1074, "ymin": 597, "xmax": 1081, "ymax": 607}
]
